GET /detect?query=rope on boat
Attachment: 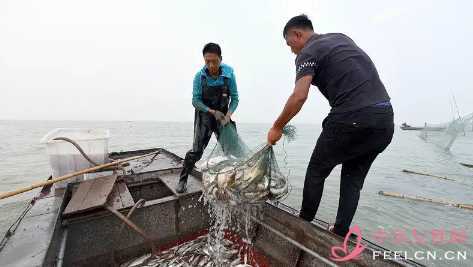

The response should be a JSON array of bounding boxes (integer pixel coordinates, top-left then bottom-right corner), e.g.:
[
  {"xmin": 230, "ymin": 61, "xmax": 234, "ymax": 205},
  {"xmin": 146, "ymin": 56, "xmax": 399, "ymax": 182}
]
[
  {"xmin": 0, "ymin": 176, "xmax": 53, "ymax": 253},
  {"xmin": 0, "ymin": 201, "xmax": 34, "ymax": 252},
  {"xmin": 111, "ymin": 199, "xmax": 147, "ymax": 265},
  {"xmin": 378, "ymin": 191, "xmax": 473, "ymax": 211},
  {"xmin": 52, "ymin": 137, "xmax": 100, "ymax": 166},
  {"xmin": 52, "ymin": 137, "xmax": 127, "ymax": 174},
  {"xmin": 105, "ymin": 205, "xmax": 158, "ymax": 257},
  {"xmin": 402, "ymin": 169, "xmax": 456, "ymax": 181},
  {"xmin": 250, "ymin": 215, "xmax": 339, "ymax": 267},
  {"xmin": 128, "ymin": 152, "xmax": 160, "ymax": 174},
  {"xmin": 119, "ymin": 199, "xmax": 146, "ymax": 232}
]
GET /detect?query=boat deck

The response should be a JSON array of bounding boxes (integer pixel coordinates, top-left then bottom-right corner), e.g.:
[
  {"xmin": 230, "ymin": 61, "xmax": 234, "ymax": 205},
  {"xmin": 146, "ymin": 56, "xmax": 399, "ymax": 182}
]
[{"xmin": 0, "ymin": 148, "xmax": 425, "ymax": 267}]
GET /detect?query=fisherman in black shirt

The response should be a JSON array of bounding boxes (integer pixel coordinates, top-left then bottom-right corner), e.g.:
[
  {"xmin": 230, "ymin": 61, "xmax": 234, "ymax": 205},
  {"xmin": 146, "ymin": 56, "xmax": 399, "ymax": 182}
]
[{"xmin": 267, "ymin": 15, "xmax": 394, "ymax": 237}]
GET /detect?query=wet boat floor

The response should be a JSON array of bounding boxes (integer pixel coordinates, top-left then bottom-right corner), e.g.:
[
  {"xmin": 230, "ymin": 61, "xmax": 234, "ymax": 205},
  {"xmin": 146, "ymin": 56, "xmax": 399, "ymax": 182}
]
[{"xmin": 121, "ymin": 230, "xmax": 270, "ymax": 267}]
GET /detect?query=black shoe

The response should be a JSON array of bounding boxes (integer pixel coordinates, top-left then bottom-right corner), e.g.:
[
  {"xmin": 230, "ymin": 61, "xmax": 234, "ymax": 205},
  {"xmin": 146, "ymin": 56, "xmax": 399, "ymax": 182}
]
[
  {"xmin": 329, "ymin": 225, "xmax": 353, "ymax": 239},
  {"xmin": 175, "ymin": 180, "xmax": 187, "ymax": 193},
  {"xmin": 328, "ymin": 225, "xmax": 342, "ymax": 237}
]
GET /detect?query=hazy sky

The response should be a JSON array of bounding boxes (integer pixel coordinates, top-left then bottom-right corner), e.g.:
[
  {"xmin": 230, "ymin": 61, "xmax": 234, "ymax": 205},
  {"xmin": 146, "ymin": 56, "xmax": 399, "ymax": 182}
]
[{"xmin": 1, "ymin": 0, "xmax": 472, "ymax": 125}]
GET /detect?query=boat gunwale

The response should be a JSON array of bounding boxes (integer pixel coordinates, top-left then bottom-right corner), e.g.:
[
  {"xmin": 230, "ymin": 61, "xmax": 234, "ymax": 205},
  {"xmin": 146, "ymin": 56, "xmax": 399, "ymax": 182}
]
[{"xmin": 1, "ymin": 147, "xmax": 426, "ymax": 267}]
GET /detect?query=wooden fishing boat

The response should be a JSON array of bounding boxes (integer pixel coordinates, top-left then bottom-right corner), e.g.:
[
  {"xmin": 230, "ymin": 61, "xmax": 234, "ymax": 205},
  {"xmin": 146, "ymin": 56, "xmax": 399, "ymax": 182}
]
[{"xmin": 0, "ymin": 148, "xmax": 424, "ymax": 267}]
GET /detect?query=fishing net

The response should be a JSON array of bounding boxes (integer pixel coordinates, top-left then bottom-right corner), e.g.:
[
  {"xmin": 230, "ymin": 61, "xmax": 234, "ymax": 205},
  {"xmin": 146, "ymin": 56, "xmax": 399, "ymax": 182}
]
[
  {"xmin": 419, "ymin": 114, "xmax": 473, "ymax": 151},
  {"xmin": 202, "ymin": 124, "xmax": 295, "ymax": 205},
  {"xmin": 121, "ymin": 125, "xmax": 295, "ymax": 267}
]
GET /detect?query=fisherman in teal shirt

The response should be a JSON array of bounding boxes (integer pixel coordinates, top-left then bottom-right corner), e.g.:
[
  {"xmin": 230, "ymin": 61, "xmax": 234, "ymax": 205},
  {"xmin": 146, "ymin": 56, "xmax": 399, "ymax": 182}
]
[{"xmin": 177, "ymin": 43, "xmax": 239, "ymax": 193}]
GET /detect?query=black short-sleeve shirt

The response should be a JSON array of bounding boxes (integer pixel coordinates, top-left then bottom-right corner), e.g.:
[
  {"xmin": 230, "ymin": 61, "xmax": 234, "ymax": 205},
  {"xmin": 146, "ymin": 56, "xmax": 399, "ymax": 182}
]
[{"xmin": 295, "ymin": 33, "xmax": 390, "ymax": 113}]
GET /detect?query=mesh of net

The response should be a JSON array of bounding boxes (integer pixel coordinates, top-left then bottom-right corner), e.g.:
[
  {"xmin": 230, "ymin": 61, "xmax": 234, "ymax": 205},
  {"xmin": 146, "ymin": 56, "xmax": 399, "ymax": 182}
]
[
  {"xmin": 202, "ymin": 124, "xmax": 295, "ymax": 205},
  {"xmin": 419, "ymin": 113, "xmax": 473, "ymax": 151}
]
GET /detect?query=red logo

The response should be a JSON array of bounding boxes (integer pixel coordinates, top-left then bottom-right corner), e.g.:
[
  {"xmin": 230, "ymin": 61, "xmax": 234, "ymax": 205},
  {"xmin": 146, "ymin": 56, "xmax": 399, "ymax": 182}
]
[{"xmin": 330, "ymin": 225, "xmax": 366, "ymax": 262}]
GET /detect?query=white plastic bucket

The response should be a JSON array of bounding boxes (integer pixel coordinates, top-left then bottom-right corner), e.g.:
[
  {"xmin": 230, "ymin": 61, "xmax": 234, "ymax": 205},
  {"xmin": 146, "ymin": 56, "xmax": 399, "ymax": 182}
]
[{"xmin": 40, "ymin": 128, "xmax": 110, "ymax": 189}]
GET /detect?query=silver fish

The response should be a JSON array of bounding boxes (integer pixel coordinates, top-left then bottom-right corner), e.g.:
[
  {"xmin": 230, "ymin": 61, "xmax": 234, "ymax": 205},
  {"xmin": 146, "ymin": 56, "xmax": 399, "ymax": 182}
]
[{"xmin": 230, "ymin": 258, "xmax": 242, "ymax": 266}]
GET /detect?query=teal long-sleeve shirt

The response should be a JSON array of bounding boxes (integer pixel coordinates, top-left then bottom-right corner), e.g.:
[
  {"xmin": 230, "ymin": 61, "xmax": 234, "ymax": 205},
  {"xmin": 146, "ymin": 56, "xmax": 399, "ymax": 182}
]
[{"xmin": 192, "ymin": 63, "xmax": 239, "ymax": 113}]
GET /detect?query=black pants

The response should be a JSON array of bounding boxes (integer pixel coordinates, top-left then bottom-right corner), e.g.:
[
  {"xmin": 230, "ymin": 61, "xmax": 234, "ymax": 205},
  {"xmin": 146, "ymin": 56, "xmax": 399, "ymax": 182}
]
[
  {"xmin": 179, "ymin": 111, "xmax": 235, "ymax": 182},
  {"xmin": 299, "ymin": 105, "xmax": 394, "ymax": 237}
]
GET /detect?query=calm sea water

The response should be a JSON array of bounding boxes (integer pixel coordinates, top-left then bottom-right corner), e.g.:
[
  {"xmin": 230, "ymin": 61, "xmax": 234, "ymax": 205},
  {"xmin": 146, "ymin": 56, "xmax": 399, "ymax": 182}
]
[{"xmin": 0, "ymin": 120, "xmax": 472, "ymax": 266}]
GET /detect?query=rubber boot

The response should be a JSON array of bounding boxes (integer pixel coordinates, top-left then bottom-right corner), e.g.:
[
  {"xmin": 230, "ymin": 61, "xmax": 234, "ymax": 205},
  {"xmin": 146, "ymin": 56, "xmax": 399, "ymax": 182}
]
[
  {"xmin": 175, "ymin": 179, "xmax": 187, "ymax": 193},
  {"xmin": 176, "ymin": 167, "xmax": 190, "ymax": 193}
]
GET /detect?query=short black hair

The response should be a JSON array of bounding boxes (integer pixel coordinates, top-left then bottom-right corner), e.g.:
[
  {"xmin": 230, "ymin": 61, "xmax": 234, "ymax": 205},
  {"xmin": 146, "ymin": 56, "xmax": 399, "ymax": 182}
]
[
  {"xmin": 283, "ymin": 14, "xmax": 314, "ymax": 38},
  {"xmin": 202, "ymin": 43, "xmax": 222, "ymax": 57}
]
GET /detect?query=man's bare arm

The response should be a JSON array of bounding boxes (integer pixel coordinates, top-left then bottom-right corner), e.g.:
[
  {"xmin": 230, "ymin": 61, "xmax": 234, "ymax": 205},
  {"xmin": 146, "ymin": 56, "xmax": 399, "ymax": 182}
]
[
  {"xmin": 272, "ymin": 75, "xmax": 313, "ymax": 130},
  {"xmin": 267, "ymin": 75, "xmax": 313, "ymax": 145}
]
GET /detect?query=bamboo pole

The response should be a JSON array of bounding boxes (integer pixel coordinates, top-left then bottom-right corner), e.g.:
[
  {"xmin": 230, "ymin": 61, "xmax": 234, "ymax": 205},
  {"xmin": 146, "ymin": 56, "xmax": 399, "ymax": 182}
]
[
  {"xmin": 402, "ymin": 169, "xmax": 456, "ymax": 181},
  {"xmin": 0, "ymin": 151, "xmax": 159, "ymax": 200},
  {"xmin": 378, "ymin": 191, "xmax": 473, "ymax": 211}
]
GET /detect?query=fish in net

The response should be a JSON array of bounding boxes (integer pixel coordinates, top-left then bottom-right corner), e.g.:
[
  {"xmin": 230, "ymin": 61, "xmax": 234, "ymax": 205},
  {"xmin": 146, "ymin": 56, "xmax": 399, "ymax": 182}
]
[{"xmin": 202, "ymin": 124, "xmax": 295, "ymax": 204}]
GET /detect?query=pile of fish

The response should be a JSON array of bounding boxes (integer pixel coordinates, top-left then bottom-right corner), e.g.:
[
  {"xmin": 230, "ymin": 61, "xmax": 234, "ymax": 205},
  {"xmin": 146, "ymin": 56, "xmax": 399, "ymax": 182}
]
[
  {"xmin": 121, "ymin": 235, "xmax": 251, "ymax": 267},
  {"xmin": 202, "ymin": 145, "xmax": 288, "ymax": 204}
]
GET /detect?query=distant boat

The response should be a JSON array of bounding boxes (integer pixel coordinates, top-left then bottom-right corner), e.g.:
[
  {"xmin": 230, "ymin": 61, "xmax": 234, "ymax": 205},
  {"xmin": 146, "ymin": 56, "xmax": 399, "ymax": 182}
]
[
  {"xmin": 400, "ymin": 122, "xmax": 445, "ymax": 131},
  {"xmin": 460, "ymin": 162, "xmax": 473, "ymax": 168}
]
